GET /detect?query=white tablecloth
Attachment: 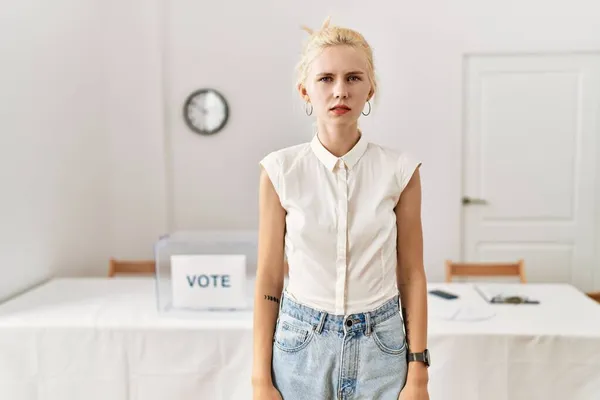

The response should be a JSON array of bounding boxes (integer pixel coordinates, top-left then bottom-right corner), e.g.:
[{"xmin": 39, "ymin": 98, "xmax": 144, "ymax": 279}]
[{"xmin": 0, "ymin": 278, "xmax": 599, "ymax": 400}]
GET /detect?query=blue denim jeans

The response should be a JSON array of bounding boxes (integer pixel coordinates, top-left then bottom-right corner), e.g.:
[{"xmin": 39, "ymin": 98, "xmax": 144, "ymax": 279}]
[{"xmin": 272, "ymin": 291, "xmax": 408, "ymax": 399}]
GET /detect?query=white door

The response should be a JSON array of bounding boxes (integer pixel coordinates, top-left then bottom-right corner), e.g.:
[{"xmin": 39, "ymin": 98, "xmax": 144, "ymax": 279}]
[{"xmin": 462, "ymin": 54, "xmax": 599, "ymax": 291}]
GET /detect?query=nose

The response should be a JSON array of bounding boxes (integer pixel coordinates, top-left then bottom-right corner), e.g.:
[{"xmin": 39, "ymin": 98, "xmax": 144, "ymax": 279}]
[{"xmin": 333, "ymin": 80, "xmax": 349, "ymax": 99}]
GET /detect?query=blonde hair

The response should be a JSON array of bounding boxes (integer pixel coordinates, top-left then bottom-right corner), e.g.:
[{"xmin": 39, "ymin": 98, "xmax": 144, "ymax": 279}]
[{"xmin": 296, "ymin": 17, "xmax": 377, "ymax": 100}]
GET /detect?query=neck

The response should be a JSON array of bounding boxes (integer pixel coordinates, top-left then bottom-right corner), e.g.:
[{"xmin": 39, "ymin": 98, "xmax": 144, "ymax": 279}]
[{"xmin": 315, "ymin": 120, "xmax": 361, "ymax": 157}]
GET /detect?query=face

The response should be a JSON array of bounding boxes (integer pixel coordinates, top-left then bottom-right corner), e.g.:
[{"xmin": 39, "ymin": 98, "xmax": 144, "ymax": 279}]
[{"xmin": 299, "ymin": 45, "xmax": 373, "ymax": 124}]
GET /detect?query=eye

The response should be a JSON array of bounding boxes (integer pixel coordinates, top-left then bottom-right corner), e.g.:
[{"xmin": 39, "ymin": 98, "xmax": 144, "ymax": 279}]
[
  {"xmin": 348, "ymin": 75, "xmax": 362, "ymax": 82},
  {"xmin": 319, "ymin": 76, "xmax": 333, "ymax": 82}
]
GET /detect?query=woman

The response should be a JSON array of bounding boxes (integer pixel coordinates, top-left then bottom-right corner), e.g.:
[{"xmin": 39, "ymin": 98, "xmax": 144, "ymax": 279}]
[{"xmin": 252, "ymin": 17, "xmax": 430, "ymax": 400}]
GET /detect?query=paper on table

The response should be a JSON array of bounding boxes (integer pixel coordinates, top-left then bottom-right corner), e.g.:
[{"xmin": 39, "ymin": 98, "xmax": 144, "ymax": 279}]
[
  {"xmin": 430, "ymin": 298, "xmax": 496, "ymax": 322},
  {"xmin": 451, "ymin": 306, "xmax": 496, "ymax": 321},
  {"xmin": 432, "ymin": 305, "xmax": 496, "ymax": 321},
  {"xmin": 430, "ymin": 300, "xmax": 460, "ymax": 320}
]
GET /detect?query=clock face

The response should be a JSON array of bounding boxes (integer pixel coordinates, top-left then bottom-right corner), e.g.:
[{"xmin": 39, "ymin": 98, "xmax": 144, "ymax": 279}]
[{"xmin": 183, "ymin": 89, "xmax": 229, "ymax": 135}]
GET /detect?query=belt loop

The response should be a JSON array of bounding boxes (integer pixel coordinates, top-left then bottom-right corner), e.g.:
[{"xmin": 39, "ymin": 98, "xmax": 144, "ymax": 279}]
[
  {"xmin": 365, "ymin": 312, "xmax": 371, "ymax": 336},
  {"xmin": 315, "ymin": 311, "xmax": 327, "ymax": 334},
  {"xmin": 278, "ymin": 290, "xmax": 285, "ymax": 313}
]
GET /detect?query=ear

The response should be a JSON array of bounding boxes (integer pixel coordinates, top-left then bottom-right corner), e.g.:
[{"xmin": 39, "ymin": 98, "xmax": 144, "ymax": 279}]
[
  {"xmin": 367, "ymin": 87, "xmax": 375, "ymax": 102},
  {"xmin": 297, "ymin": 83, "xmax": 309, "ymax": 102}
]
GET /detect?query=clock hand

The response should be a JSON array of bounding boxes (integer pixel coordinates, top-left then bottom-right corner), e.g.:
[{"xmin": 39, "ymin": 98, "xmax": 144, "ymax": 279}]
[{"xmin": 194, "ymin": 105, "xmax": 208, "ymax": 115}]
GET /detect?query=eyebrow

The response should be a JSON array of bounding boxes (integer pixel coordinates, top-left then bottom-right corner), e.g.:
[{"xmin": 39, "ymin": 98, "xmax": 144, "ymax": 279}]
[{"xmin": 316, "ymin": 71, "xmax": 365, "ymax": 77}]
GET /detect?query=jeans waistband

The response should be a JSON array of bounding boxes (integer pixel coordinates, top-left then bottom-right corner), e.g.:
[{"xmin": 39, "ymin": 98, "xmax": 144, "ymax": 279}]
[{"xmin": 279, "ymin": 291, "xmax": 400, "ymax": 334}]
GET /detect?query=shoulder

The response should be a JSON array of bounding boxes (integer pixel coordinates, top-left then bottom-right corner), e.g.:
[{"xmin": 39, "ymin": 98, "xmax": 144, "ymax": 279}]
[
  {"xmin": 366, "ymin": 141, "xmax": 422, "ymax": 192},
  {"xmin": 259, "ymin": 142, "xmax": 311, "ymax": 171},
  {"xmin": 365, "ymin": 142, "xmax": 402, "ymax": 160},
  {"xmin": 365, "ymin": 141, "xmax": 421, "ymax": 167},
  {"xmin": 259, "ymin": 142, "xmax": 311, "ymax": 196}
]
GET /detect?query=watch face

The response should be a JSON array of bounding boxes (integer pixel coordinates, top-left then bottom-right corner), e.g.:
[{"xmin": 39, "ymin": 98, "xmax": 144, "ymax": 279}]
[{"xmin": 183, "ymin": 89, "xmax": 229, "ymax": 135}]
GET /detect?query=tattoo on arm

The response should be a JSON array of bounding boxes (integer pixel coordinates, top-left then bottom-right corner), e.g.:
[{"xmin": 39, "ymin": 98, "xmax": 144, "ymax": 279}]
[{"xmin": 264, "ymin": 295, "xmax": 280, "ymax": 304}]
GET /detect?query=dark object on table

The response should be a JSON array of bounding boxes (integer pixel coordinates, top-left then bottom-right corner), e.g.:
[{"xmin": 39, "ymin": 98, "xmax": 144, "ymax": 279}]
[
  {"xmin": 429, "ymin": 289, "xmax": 459, "ymax": 300},
  {"xmin": 474, "ymin": 285, "xmax": 540, "ymax": 304},
  {"xmin": 490, "ymin": 295, "xmax": 539, "ymax": 304}
]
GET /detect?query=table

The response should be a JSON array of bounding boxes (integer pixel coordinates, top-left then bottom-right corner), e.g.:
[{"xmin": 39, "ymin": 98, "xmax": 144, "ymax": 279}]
[
  {"xmin": 426, "ymin": 282, "xmax": 600, "ymax": 400},
  {"xmin": 0, "ymin": 278, "xmax": 599, "ymax": 400}
]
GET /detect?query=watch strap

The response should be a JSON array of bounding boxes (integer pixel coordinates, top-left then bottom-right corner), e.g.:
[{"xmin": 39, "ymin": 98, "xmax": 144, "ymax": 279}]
[{"xmin": 407, "ymin": 349, "xmax": 430, "ymax": 366}]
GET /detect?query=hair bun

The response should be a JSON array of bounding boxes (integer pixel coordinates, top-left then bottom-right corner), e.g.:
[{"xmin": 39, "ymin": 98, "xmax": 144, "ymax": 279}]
[
  {"xmin": 300, "ymin": 25, "xmax": 314, "ymax": 34},
  {"xmin": 300, "ymin": 16, "xmax": 332, "ymax": 35}
]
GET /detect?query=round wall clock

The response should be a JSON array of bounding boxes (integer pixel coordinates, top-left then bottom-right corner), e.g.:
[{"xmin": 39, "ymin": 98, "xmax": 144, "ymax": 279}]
[{"xmin": 183, "ymin": 88, "xmax": 229, "ymax": 135}]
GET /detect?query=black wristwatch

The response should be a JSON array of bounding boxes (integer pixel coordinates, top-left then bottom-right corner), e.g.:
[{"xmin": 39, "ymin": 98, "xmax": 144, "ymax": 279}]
[{"xmin": 407, "ymin": 349, "xmax": 430, "ymax": 367}]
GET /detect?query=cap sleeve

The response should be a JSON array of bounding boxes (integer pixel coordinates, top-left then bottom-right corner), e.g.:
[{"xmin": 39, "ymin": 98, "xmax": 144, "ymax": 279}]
[
  {"xmin": 259, "ymin": 151, "xmax": 283, "ymax": 199},
  {"xmin": 396, "ymin": 152, "xmax": 422, "ymax": 193}
]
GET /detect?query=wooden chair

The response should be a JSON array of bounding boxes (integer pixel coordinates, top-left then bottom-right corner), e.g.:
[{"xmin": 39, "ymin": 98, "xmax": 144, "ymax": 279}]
[
  {"xmin": 445, "ymin": 259, "xmax": 526, "ymax": 283},
  {"xmin": 587, "ymin": 292, "xmax": 600, "ymax": 303},
  {"xmin": 108, "ymin": 258, "xmax": 156, "ymax": 277}
]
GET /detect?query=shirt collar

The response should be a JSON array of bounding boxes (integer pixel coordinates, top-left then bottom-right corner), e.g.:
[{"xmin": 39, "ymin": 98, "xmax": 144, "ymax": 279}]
[{"xmin": 310, "ymin": 133, "xmax": 369, "ymax": 171}]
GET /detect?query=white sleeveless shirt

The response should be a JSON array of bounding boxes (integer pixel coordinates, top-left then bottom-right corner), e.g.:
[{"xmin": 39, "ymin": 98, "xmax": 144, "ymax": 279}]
[{"xmin": 259, "ymin": 134, "xmax": 421, "ymax": 315}]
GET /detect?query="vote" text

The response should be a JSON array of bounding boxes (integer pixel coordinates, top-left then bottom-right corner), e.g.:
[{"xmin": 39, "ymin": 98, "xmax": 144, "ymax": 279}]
[{"xmin": 186, "ymin": 274, "xmax": 231, "ymax": 288}]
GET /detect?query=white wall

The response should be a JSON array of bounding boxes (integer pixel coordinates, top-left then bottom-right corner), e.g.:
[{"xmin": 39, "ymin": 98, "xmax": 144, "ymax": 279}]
[
  {"xmin": 106, "ymin": 0, "xmax": 600, "ymax": 286},
  {"xmin": 2, "ymin": 1, "xmax": 597, "ymax": 292},
  {"xmin": 103, "ymin": 1, "xmax": 168, "ymax": 261},
  {"xmin": 0, "ymin": 0, "xmax": 109, "ymax": 301}
]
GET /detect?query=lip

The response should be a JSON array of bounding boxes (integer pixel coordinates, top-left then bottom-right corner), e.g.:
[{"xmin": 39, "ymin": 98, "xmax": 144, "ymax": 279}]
[
  {"xmin": 330, "ymin": 105, "xmax": 351, "ymax": 115},
  {"xmin": 330, "ymin": 105, "xmax": 351, "ymax": 111},
  {"xmin": 331, "ymin": 108, "xmax": 350, "ymax": 115}
]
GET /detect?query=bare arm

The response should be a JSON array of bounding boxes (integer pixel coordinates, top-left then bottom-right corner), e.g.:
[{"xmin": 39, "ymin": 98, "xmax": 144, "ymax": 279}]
[
  {"xmin": 395, "ymin": 168, "xmax": 429, "ymax": 385},
  {"xmin": 251, "ymin": 167, "xmax": 287, "ymax": 386}
]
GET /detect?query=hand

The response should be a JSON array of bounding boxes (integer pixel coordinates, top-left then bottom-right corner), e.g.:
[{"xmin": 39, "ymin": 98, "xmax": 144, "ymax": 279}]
[
  {"xmin": 398, "ymin": 381, "xmax": 429, "ymax": 400},
  {"xmin": 253, "ymin": 382, "xmax": 283, "ymax": 400},
  {"xmin": 399, "ymin": 362, "xmax": 429, "ymax": 400}
]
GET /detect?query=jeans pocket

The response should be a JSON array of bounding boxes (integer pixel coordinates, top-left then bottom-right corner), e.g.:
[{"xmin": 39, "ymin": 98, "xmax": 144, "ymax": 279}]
[
  {"xmin": 371, "ymin": 312, "xmax": 408, "ymax": 356},
  {"xmin": 273, "ymin": 314, "xmax": 314, "ymax": 353}
]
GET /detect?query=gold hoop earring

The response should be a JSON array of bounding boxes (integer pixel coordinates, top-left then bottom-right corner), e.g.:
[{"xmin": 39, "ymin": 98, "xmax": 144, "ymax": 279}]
[
  {"xmin": 362, "ymin": 100, "xmax": 371, "ymax": 116},
  {"xmin": 305, "ymin": 101, "xmax": 313, "ymax": 116}
]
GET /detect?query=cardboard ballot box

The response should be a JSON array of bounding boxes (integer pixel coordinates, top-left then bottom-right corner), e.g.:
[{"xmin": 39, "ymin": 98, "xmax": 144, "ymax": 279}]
[{"xmin": 154, "ymin": 230, "xmax": 257, "ymax": 314}]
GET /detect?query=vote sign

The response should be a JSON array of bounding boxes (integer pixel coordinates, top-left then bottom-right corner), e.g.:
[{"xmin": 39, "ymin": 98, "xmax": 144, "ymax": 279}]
[{"xmin": 170, "ymin": 254, "xmax": 247, "ymax": 310}]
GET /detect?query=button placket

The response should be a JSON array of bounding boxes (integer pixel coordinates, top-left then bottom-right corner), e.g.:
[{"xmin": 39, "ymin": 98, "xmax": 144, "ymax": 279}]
[{"xmin": 334, "ymin": 159, "xmax": 349, "ymax": 314}]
